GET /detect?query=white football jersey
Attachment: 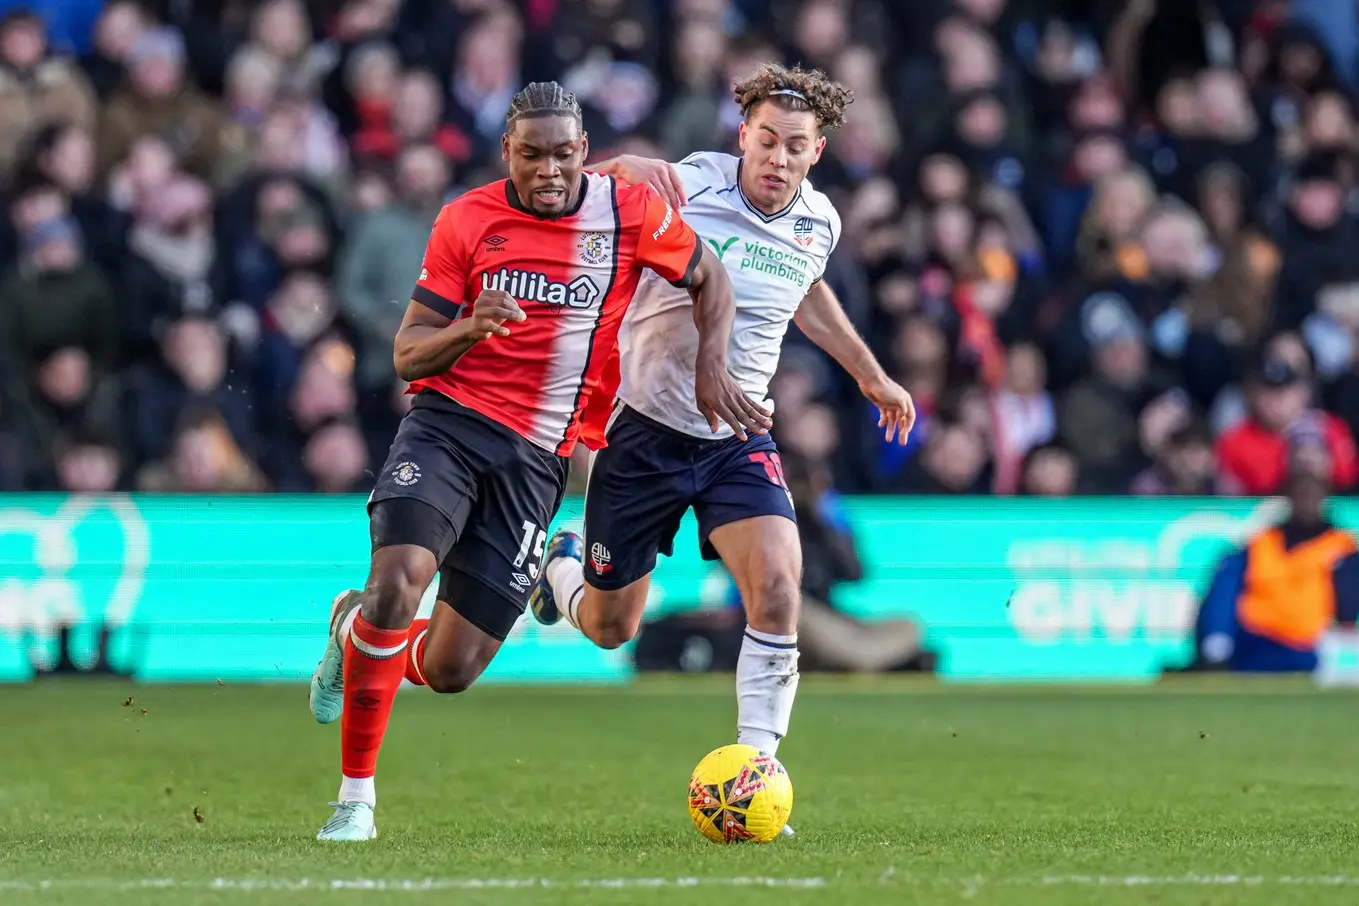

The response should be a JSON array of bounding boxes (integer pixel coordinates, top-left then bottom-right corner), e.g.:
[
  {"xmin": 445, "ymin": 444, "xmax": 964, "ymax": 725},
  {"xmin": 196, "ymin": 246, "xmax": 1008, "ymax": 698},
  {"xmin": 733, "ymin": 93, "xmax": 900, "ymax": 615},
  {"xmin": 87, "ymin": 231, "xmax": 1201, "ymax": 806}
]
[{"xmin": 617, "ymin": 151, "xmax": 841, "ymax": 439}]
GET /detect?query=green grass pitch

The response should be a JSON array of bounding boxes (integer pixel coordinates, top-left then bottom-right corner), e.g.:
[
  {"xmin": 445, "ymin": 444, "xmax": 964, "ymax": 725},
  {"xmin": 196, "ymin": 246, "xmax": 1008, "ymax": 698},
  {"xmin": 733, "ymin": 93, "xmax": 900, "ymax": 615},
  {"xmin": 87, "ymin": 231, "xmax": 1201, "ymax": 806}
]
[{"xmin": 4, "ymin": 675, "xmax": 1359, "ymax": 906}]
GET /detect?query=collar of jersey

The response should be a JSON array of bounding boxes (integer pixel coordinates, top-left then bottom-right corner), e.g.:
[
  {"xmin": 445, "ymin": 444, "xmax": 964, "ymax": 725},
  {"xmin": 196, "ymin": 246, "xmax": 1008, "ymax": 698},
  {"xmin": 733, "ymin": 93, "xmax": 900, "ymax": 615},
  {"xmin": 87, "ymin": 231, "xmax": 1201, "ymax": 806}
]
[
  {"xmin": 734, "ymin": 161, "xmax": 802, "ymax": 223},
  {"xmin": 504, "ymin": 173, "xmax": 589, "ymax": 219}
]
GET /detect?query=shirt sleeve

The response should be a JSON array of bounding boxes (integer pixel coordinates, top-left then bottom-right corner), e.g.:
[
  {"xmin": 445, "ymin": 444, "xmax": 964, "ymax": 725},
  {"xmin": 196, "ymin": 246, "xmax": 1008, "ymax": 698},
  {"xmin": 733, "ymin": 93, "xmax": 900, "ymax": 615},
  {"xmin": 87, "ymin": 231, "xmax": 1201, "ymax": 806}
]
[
  {"xmin": 812, "ymin": 202, "xmax": 842, "ymax": 285},
  {"xmin": 411, "ymin": 204, "xmax": 467, "ymax": 320},
  {"xmin": 631, "ymin": 184, "xmax": 701, "ymax": 288}
]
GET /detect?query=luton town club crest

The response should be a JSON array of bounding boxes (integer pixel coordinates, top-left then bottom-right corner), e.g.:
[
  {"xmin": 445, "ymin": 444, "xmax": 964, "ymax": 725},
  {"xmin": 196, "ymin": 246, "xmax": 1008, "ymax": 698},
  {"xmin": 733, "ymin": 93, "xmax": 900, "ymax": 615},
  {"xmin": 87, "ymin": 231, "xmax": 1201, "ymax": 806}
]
[
  {"xmin": 392, "ymin": 462, "xmax": 421, "ymax": 487},
  {"xmin": 580, "ymin": 232, "xmax": 611, "ymax": 265}
]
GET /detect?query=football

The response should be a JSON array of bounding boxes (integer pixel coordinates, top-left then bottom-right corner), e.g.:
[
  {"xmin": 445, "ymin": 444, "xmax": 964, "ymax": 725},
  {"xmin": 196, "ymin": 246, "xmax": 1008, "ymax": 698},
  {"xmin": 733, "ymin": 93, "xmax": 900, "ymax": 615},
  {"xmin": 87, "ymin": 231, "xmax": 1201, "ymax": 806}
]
[{"xmin": 687, "ymin": 744, "xmax": 793, "ymax": 843}]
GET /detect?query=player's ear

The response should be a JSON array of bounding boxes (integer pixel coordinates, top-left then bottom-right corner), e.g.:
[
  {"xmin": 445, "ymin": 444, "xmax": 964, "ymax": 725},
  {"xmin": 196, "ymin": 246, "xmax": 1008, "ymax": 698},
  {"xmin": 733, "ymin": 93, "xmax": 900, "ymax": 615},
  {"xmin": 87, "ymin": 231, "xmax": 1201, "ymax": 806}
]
[
  {"xmin": 580, "ymin": 131, "xmax": 589, "ymax": 162},
  {"xmin": 811, "ymin": 134, "xmax": 827, "ymax": 165},
  {"xmin": 501, "ymin": 133, "xmax": 511, "ymax": 163},
  {"xmin": 737, "ymin": 121, "xmax": 748, "ymax": 154}
]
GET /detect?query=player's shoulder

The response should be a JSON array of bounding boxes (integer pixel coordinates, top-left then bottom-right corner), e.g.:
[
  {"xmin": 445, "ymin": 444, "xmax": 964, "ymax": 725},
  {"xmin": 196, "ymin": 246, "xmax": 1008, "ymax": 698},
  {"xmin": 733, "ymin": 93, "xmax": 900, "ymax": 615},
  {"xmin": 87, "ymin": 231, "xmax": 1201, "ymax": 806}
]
[
  {"xmin": 794, "ymin": 179, "xmax": 842, "ymax": 247},
  {"xmin": 676, "ymin": 150, "xmax": 739, "ymax": 190},
  {"xmin": 612, "ymin": 177, "xmax": 673, "ymax": 221},
  {"xmin": 797, "ymin": 179, "xmax": 840, "ymax": 230},
  {"xmin": 432, "ymin": 182, "xmax": 506, "ymax": 234},
  {"xmin": 443, "ymin": 181, "xmax": 507, "ymax": 215}
]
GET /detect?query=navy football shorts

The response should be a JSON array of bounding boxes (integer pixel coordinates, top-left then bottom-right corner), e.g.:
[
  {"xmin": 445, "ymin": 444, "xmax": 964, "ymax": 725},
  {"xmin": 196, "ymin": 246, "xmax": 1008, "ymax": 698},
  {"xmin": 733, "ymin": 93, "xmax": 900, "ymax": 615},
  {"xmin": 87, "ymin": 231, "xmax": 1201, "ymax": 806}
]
[
  {"xmin": 367, "ymin": 391, "xmax": 568, "ymax": 639},
  {"xmin": 582, "ymin": 406, "xmax": 796, "ymax": 590}
]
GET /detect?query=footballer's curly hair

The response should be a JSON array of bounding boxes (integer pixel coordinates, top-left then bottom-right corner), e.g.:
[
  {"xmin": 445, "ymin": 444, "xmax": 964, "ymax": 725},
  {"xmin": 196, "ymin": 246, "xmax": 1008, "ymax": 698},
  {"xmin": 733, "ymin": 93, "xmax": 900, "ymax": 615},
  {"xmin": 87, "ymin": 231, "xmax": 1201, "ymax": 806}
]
[
  {"xmin": 733, "ymin": 63, "xmax": 854, "ymax": 131},
  {"xmin": 505, "ymin": 80, "xmax": 582, "ymax": 131}
]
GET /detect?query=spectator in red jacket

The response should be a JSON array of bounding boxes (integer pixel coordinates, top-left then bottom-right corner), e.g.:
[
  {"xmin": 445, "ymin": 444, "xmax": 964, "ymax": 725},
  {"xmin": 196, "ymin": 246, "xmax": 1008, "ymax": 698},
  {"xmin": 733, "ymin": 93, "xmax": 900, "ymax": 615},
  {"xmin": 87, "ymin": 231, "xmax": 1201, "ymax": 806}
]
[{"xmin": 1218, "ymin": 357, "xmax": 1358, "ymax": 495}]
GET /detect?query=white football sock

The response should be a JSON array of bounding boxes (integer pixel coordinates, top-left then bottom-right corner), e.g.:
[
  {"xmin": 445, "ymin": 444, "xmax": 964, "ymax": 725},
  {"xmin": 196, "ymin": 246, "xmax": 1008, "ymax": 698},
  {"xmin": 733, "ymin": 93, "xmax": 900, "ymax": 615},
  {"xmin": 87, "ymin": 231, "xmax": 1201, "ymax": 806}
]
[
  {"xmin": 547, "ymin": 556, "xmax": 586, "ymax": 629},
  {"xmin": 338, "ymin": 774, "xmax": 376, "ymax": 807},
  {"xmin": 736, "ymin": 626, "xmax": 800, "ymax": 756}
]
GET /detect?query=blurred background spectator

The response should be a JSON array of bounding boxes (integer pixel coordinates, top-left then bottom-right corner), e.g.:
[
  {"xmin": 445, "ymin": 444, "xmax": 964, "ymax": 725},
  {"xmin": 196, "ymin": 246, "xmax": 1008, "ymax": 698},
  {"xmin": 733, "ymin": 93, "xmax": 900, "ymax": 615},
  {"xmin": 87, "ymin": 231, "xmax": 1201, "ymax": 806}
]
[
  {"xmin": 0, "ymin": 0, "xmax": 1357, "ymax": 501},
  {"xmin": 1193, "ymin": 458, "xmax": 1359, "ymax": 671}
]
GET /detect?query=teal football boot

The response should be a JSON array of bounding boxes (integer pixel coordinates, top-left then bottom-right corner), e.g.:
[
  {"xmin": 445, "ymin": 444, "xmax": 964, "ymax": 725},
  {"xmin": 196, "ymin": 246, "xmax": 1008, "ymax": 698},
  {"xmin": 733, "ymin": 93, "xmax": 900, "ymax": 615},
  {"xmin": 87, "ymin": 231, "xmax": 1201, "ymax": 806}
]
[
  {"xmin": 309, "ymin": 590, "xmax": 362, "ymax": 724},
  {"xmin": 316, "ymin": 801, "xmax": 376, "ymax": 841},
  {"xmin": 529, "ymin": 530, "xmax": 583, "ymax": 625}
]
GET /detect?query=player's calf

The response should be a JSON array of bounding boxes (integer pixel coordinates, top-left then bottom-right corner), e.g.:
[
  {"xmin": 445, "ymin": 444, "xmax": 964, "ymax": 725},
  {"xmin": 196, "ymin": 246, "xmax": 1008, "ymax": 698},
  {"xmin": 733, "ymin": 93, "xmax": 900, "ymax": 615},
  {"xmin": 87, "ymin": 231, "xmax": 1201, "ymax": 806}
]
[
  {"xmin": 323, "ymin": 543, "xmax": 436, "ymax": 830},
  {"xmin": 709, "ymin": 516, "xmax": 803, "ymax": 759},
  {"xmin": 744, "ymin": 570, "xmax": 800, "ymax": 638},
  {"xmin": 419, "ymin": 621, "xmax": 499, "ymax": 694},
  {"xmin": 736, "ymin": 571, "xmax": 801, "ymax": 757}
]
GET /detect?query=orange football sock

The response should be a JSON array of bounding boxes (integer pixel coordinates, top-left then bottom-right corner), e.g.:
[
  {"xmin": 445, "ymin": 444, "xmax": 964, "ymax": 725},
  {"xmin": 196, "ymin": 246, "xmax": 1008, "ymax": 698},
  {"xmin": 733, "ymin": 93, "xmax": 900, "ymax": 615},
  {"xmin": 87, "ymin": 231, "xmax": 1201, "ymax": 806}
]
[{"xmin": 340, "ymin": 615, "xmax": 409, "ymax": 783}]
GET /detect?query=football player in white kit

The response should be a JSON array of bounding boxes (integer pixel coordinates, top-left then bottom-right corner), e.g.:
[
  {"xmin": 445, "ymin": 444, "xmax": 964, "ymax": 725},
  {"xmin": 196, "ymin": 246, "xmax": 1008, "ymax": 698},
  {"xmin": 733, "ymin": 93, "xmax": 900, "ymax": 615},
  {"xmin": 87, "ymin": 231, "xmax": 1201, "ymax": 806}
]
[{"xmin": 529, "ymin": 64, "xmax": 915, "ymax": 833}]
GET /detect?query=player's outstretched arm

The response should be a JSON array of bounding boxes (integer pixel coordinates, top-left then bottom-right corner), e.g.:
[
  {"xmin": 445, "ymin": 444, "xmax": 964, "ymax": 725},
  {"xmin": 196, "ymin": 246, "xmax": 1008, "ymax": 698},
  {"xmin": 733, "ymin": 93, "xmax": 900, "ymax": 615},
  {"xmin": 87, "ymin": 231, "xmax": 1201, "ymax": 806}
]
[
  {"xmin": 794, "ymin": 280, "xmax": 916, "ymax": 444},
  {"xmin": 392, "ymin": 290, "xmax": 525, "ymax": 382},
  {"xmin": 590, "ymin": 154, "xmax": 687, "ymax": 208},
  {"xmin": 687, "ymin": 243, "xmax": 773, "ymax": 441}
]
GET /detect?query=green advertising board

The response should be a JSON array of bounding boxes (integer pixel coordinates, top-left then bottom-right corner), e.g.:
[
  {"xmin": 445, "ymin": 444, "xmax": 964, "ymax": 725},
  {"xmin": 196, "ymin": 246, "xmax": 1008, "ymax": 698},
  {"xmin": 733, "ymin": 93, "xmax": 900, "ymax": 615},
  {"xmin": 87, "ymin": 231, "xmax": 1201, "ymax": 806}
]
[{"xmin": 0, "ymin": 493, "xmax": 1336, "ymax": 683}]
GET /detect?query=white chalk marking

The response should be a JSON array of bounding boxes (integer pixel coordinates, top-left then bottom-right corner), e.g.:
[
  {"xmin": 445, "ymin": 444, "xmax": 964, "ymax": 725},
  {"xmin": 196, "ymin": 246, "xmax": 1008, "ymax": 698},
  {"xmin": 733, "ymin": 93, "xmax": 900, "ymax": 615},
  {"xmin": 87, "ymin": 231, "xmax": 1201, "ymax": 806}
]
[{"xmin": 0, "ymin": 876, "xmax": 827, "ymax": 892}]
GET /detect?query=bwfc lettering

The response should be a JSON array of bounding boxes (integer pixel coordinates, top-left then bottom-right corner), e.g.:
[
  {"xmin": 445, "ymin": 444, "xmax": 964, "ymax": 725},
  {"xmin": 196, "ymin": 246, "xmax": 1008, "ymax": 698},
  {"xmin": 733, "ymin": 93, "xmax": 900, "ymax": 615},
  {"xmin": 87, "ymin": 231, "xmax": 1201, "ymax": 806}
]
[{"xmin": 481, "ymin": 268, "xmax": 601, "ymax": 310}]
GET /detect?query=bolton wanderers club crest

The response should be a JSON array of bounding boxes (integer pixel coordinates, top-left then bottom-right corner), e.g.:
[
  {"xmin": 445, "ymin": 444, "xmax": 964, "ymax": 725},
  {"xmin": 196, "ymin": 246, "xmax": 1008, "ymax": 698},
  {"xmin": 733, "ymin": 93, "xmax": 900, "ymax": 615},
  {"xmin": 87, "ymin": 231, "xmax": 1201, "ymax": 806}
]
[
  {"xmin": 580, "ymin": 231, "xmax": 611, "ymax": 265},
  {"xmin": 793, "ymin": 217, "xmax": 815, "ymax": 247},
  {"xmin": 392, "ymin": 462, "xmax": 421, "ymax": 487}
]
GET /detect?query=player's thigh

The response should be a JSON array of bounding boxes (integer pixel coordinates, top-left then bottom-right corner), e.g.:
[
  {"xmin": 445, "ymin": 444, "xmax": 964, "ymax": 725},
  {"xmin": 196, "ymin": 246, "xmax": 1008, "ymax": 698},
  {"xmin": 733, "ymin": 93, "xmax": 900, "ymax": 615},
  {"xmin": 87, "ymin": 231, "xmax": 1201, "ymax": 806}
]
[
  {"xmin": 419, "ymin": 573, "xmax": 509, "ymax": 694},
  {"xmin": 442, "ymin": 430, "xmax": 570, "ymax": 637},
  {"xmin": 365, "ymin": 407, "xmax": 480, "ymax": 624},
  {"xmin": 695, "ymin": 437, "xmax": 802, "ymax": 633},
  {"xmin": 582, "ymin": 409, "xmax": 692, "ymax": 595}
]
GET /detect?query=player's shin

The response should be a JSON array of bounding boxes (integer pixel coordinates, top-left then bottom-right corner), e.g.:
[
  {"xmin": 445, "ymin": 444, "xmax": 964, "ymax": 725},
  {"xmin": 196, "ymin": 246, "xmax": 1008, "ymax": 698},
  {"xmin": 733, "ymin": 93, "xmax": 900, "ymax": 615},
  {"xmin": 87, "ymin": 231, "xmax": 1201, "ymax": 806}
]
[
  {"xmin": 735, "ymin": 626, "xmax": 800, "ymax": 757},
  {"xmin": 338, "ymin": 615, "xmax": 411, "ymax": 806}
]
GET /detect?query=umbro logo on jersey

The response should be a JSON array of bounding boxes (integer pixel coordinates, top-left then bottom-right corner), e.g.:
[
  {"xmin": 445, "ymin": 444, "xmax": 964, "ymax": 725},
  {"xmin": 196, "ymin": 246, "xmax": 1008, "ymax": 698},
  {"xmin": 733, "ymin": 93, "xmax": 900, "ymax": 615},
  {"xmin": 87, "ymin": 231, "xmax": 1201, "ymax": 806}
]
[
  {"xmin": 482, "ymin": 268, "xmax": 600, "ymax": 310},
  {"xmin": 483, "ymin": 235, "xmax": 508, "ymax": 250}
]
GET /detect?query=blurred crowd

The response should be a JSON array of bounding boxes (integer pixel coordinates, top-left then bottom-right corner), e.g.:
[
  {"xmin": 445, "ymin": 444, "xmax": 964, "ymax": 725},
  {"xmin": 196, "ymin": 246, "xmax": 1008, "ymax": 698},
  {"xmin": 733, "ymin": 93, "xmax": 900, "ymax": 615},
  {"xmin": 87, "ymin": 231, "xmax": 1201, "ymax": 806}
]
[{"xmin": 3, "ymin": 0, "xmax": 1359, "ymax": 499}]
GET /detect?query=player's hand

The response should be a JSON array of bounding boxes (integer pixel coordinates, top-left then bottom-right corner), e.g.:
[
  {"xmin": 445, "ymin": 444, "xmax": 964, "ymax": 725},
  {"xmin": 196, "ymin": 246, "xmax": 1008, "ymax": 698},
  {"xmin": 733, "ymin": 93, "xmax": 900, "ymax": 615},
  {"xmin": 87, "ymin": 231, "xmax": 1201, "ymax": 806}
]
[
  {"xmin": 860, "ymin": 376, "xmax": 916, "ymax": 444},
  {"xmin": 695, "ymin": 361, "xmax": 773, "ymax": 442},
  {"xmin": 606, "ymin": 154, "xmax": 687, "ymax": 208},
  {"xmin": 464, "ymin": 289, "xmax": 526, "ymax": 340}
]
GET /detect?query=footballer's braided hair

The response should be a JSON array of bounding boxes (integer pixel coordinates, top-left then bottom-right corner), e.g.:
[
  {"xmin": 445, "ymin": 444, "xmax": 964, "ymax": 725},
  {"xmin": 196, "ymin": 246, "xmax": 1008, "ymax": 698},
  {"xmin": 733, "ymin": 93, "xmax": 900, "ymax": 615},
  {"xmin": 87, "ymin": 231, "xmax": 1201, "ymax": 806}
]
[
  {"xmin": 733, "ymin": 63, "xmax": 854, "ymax": 131},
  {"xmin": 506, "ymin": 81, "xmax": 583, "ymax": 131}
]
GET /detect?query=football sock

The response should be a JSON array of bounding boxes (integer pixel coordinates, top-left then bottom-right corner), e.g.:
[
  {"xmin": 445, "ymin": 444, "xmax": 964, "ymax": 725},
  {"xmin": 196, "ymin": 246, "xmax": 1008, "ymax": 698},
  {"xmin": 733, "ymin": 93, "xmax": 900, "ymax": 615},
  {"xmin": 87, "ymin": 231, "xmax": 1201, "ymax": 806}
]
[
  {"xmin": 547, "ymin": 556, "xmax": 586, "ymax": 629},
  {"xmin": 404, "ymin": 619, "xmax": 430, "ymax": 686},
  {"xmin": 736, "ymin": 626, "xmax": 800, "ymax": 757},
  {"xmin": 338, "ymin": 613, "xmax": 409, "ymax": 806}
]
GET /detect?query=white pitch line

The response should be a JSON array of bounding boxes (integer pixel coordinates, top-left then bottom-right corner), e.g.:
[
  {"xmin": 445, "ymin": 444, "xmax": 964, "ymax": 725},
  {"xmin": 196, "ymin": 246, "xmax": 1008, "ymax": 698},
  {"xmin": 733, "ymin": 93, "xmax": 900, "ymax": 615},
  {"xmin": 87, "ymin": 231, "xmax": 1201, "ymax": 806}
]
[
  {"xmin": 0, "ymin": 877, "xmax": 828, "ymax": 892},
  {"xmin": 1038, "ymin": 875, "xmax": 1359, "ymax": 887},
  {"xmin": 5, "ymin": 875, "xmax": 1359, "ymax": 893}
]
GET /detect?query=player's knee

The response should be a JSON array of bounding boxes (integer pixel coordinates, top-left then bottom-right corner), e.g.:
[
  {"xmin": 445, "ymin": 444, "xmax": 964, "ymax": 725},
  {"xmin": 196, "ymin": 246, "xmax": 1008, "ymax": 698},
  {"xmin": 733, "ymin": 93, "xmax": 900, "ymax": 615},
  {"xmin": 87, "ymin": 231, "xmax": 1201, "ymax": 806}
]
[
  {"xmin": 364, "ymin": 549, "xmax": 432, "ymax": 628},
  {"xmin": 593, "ymin": 615, "xmax": 641, "ymax": 650},
  {"xmin": 422, "ymin": 659, "xmax": 481, "ymax": 694},
  {"xmin": 746, "ymin": 568, "xmax": 801, "ymax": 634},
  {"xmin": 578, "ymin": 585, "xmax": 647, "ymax": 649}
]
